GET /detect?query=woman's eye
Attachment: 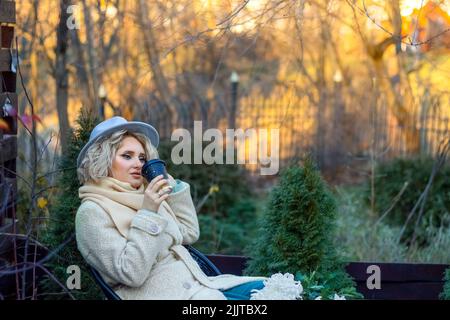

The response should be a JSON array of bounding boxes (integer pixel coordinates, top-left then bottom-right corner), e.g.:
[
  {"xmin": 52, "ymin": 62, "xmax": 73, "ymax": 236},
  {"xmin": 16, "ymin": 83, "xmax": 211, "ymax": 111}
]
[{"xmin": 121, "ymin": 154, "xmax": 145, "ymax": 162}]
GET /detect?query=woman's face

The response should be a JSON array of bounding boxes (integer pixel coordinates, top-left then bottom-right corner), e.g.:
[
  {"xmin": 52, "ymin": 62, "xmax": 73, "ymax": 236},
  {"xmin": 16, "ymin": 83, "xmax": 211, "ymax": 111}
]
[{"xmin": 110, "ymin": 136, "xmax": 146, "ymax": 189}]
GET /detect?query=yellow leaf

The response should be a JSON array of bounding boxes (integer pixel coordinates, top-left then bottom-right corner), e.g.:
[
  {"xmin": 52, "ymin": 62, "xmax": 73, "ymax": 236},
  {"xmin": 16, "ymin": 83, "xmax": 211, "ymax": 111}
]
[
  {"xmin": 209, "ymin": 185, "xmax": 220, "ymax": 194},
  {"xmin": 100, "ymin": 0, "xmax": 107, "ymax": 11},
  {"xmin": 37, "ymin": 197, "xmax": 48, "ymax": 209}
]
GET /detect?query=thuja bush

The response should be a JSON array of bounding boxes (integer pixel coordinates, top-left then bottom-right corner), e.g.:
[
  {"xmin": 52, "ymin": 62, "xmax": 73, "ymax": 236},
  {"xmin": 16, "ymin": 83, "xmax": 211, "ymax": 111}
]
[
  {"xmin": 244, "ymin": 157, "xmax": 362, "ymax": 299},
  {"xmin": 39, "ymin": 110, "xmax": 103, "ymax": 299}
]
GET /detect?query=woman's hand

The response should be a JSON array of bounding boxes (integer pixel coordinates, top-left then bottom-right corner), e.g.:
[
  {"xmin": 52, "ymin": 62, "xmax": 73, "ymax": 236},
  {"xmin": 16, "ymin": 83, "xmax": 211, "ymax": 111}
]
[
  {"xmin": 142, "ymin": 175, "xmax": 170, "ymax": 212},
  {"xmin": 167, "ymin": 173, "xmax": 176, "ymax": 186}
]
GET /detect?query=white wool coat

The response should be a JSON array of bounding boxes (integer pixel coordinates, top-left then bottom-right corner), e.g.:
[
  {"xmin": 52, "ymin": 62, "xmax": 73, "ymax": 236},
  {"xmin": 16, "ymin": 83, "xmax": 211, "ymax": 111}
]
[{"xmin": 75, "ymin": 182, "xmax": 266, "ymax": 300}]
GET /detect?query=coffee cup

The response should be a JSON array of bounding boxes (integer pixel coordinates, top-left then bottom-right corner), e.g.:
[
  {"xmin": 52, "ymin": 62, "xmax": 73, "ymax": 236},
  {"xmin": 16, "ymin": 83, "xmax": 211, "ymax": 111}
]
[{"xmin": 141, "ymin": 159, "xmax": 173, "ymax": 195}]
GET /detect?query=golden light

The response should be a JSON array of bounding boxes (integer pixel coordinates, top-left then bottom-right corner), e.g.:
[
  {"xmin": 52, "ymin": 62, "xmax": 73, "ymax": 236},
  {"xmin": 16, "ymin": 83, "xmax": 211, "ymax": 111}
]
[
  {"xmin": 400, "ymin": 0, "xmax": 427, "ymax": 17},
  {"xmin": 365, "ymin": 4, "xmax": 388, "ymax": 29},
  {"xmin": 400, "ymin": 0, "xmax": 450, "ymax": 17},
  {"xmin": 441, "ymin": 2, "xmax": 450, "ymax": 15},
  {"xmin": 105, "ymin": 5, "xmax": 118, "ymax": 19}
]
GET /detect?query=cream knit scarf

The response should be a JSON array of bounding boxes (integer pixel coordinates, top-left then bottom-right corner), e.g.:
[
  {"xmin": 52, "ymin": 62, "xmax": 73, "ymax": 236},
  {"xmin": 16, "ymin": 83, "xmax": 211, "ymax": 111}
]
[{"xmin": 79, "ymin": 177, "xmax": 145, "ymax": 238}]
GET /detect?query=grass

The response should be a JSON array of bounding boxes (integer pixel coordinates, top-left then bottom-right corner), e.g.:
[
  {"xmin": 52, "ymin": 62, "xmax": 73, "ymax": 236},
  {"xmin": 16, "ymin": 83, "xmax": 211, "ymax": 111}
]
[{"xmin": 333, "ymin": 185, "xmax": 450, "ymax": 264}]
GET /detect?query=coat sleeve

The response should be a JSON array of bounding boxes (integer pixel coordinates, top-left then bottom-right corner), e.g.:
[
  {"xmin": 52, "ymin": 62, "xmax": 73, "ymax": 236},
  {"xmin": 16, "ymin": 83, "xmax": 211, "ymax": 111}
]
[
  {"xmin": 75, "ymin": 201, "xmax": 168, "ymax": 287},
  {"xmin": 165, "ymin": 181, "xmax": 200, "ymax": 245}
]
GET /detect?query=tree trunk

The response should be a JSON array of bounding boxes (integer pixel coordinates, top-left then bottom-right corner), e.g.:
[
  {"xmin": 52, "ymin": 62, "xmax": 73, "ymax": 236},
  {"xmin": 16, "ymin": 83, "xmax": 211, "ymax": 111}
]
[
  {"xmin": 316, "ymin": 15, "xmax": 328, "ymax": 170},
  {"xmin": 364, "ymin": 2, "xmax": 420, "ymax": 154},
  {"xmin": 137, "ymin": 0, "xmax": 179, "ymax": 127},
  {"xmin": 81, "ymin": 0, "xmax": 101, "ymax": 119},
  {"xmin": 70, "ymin": 28, "xmax": 94, "ymax": 112},
  {"xmin": 390, "ymin": 0, "xmax": 420, "ymax": 154},
  {"xmin": 55, "ymin": 0, "xmax": 72, "ymax": 154},
  {"xmin": 350, "ymin": 1, "xmax": 420, "ymax": 154}
]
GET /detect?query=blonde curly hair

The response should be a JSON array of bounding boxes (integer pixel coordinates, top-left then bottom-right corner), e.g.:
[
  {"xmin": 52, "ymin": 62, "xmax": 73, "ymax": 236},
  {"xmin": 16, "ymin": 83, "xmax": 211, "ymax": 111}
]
[{"xmin": 77, "ymin": 129, "xmax": 158, "ymax": 184}]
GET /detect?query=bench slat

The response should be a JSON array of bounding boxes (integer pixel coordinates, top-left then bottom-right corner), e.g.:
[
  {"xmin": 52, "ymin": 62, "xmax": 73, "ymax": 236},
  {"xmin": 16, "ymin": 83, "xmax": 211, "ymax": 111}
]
[{"xmin": 206, "ymin": 255, "xmax": 450, "ymax": 299}]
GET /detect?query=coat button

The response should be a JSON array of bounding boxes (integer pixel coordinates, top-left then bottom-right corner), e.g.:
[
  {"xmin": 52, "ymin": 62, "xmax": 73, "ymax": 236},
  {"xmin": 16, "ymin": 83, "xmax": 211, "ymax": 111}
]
[
  {"xmin": 183, "ymin": 282, "xmax": 191, "ymax": 289},
  {"xmin": 149, "ymin": 224, "xmax": 160, "ymax": 234}
]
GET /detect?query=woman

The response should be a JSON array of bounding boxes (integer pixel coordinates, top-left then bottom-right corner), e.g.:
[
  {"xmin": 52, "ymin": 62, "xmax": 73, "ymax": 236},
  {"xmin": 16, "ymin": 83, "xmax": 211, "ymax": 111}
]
[{"xmin": 75, "ymin": 116, "xmax": 266, "ymax": 300}]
